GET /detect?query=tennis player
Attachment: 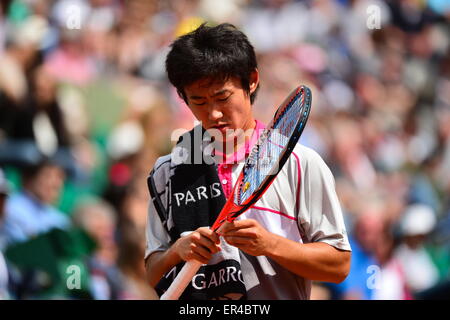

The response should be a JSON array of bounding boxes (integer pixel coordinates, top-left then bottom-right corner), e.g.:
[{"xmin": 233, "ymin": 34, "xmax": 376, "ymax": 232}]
[{"xmin": 145, "ymin": 23, "xmax": 351, "ymax": 300}]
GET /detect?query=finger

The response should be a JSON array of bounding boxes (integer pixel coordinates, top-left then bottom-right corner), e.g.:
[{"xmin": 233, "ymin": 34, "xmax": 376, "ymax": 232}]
[
  {"xmin": 217, "ymin": 219, "xmax": 257, "ymax": 235},
  {"xmin": 215, "ymin": 222, "xmax": 229, "ymax": 236},
  {"xmin": 197, "ymin": 227, "xmax": 221, "ymax": 244},
  {"xmin": 220, "ymin": 226, "xmax": 258, "ymax": 239},
  {"xmin": 231, "ymin": 219, "xmax": 258, "ymax": 229},
  {"xmin": 216, "ymin": 220, "xmax": 239, "ymax": 235},
  {"xmin": 193, "ymin": 233, "xmax": 222, "ymax": 254},
  {"xmin": 188, "ymin": 251, "xmax": 209, "ymax": 265},
  {"xmin": 190, "ymin": 243, "xmax": 214, "ymax": 262},
  {"xmin": 190, "ymin": 232, "xmax": 221, "ymax": 254},
  {"xmin": 223, "ymin": 235, "xmax": 252, "ymax": 246}
]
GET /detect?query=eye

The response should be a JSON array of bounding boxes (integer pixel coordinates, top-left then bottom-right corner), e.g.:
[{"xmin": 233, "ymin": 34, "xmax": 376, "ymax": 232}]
[
  {"xmin": 189, "ymin": 99, "xmax": 206, "ymax": 106},
  {"xmin": 218, "ymin": 95, "xmax": 231, "ymax": 102}
]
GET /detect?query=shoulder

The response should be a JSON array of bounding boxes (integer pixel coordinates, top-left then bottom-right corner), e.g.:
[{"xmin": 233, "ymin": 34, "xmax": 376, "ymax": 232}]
[
  {"xmin": 6, "ymin": 192, "xmax": 28, "ymax": 204},
  {"xmin": 5, "ymin": 192, "xmax": 33, "ymax": 217},
  {"xmin": 46, "ymin": 205, "xmax": 69, "ymax": 219},
  {"xmin": 288, "ymin": 144, "xmax": 331, "ymax": 175},
  {"xmin": 292, "ymin": 144, "xmax": 327, "ymax": 165},
  {"xmin": 150, "ymin": 155, "xmax": 172, "ymax": 179},
  {"xmin": 148, "ymin": 154, "xmax": 173, "ymax": 195},
  {"xmin": 153, "ymin": 154, "xmax": 172, "ymax": 171},
  {"xmin": 44, "ymin": 206, "xmax": 71, "ymax": 229},
  {"xmin": 289, "ymin": 144, "xmax": 336, "ymax": 190}
]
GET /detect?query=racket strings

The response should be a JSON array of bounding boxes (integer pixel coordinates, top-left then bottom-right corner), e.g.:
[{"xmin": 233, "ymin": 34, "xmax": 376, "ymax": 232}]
[{"xmin": 237, "ymin": 90, "xmax": 306, "ymax": 205}]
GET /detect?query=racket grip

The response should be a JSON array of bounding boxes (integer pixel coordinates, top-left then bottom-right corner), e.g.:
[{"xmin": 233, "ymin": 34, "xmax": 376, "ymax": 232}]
[{"xmin": 160, "ymin": 260, "xmax": 203, "ymax": 300}]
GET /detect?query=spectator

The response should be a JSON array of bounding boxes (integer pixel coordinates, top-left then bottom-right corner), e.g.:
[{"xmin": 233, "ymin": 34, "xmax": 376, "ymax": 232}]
[
  {"xmin": 0, "ymin": 15, "xmax": 46, "ymax": 141},
  {"xmin": 117, "ymin": 223, "xmax": 158, "ymax": 299},
  {"xmin": 0, "ymin": 66, "xmax": 82, "ymax": 178},
  {"xmin": 72, "ymin": 197, "xmax": 123, "ymax": 300},
  {"xmin": 0, "ymin": 160, "xmax": 70, "ymax": 247},
  {"xmin": 44, "ymin": 29, "xmax": 96, "ymax": 86},
  {"xmin": 394, "ymin": 204, "xmax": 440, "ymax": 294},
  {"xmin": 329, "ymin": 209, "xmax": 384, "ymax": 300},
  {"xmin": 372, "ymin": 218, "xmax": 411, "ymax": 300}
]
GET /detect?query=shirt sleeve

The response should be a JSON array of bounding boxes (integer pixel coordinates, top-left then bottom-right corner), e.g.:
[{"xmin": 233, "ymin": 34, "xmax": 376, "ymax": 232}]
[
  {"xmin": 145, "ymin": 198, "xmax": 171, "ymax": 260},
  {"xmin": 144, "ymin": 156, "xmax": 173, "ymax": 260},
  {"xmin": 297, "ymin": 146, "xmax": 351, "ymax": 251}
]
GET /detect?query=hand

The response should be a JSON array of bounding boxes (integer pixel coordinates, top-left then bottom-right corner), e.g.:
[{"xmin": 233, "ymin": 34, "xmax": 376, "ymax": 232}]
[
  {"xmin": 173, "ymin": 227, "xmax": 221, "ymax": 264},
  {"xmin": 216, "ymin": 219, "xmax": 276, "ymax": 256}
]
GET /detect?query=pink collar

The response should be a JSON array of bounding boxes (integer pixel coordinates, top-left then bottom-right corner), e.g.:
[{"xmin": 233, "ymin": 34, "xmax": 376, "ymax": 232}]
[{"xmin": 215, "ymin": 120, "xmax": 266, "ymax": 165}]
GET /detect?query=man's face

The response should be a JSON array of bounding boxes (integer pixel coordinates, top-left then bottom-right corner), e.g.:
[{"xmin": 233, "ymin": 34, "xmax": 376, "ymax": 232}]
[
  {"xmin": 184, "ymin": 72, "xmax": 259, "ymax": 142},
  {"xmin": 29, "ymin": 166, "xmax": 65, "ymax": 205},
  {"xmin": 355, "ymin": 214, "xmax": 384, "ymax": 253}
]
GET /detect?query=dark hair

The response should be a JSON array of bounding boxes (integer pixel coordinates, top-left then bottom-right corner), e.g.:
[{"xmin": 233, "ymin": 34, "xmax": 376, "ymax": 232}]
[
  {"xmin": 165, "ymin": 23, "xmax": 259, "ymax": 104},
  {"xmin": 21, "ymin": 158, "xmax": 63, "ymax": 184}
]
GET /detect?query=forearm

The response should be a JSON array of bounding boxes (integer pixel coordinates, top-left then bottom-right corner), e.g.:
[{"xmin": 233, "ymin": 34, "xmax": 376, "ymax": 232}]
[
  {"xmin": 145, "ymin": 247, "xmax": 182, "ymax": 287},
  {"xmin": 145, "ymin": 227, "xmax": 221, "ymax": 287},
  {"xmin": 266, "ymin": 234, "xmax": 351, "ymax": 283}
]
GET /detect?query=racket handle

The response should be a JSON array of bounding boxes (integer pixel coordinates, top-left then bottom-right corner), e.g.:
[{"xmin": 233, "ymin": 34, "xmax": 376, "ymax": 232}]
[{"xmin": 160, "ymin": 260, "xmax": 203, "ymax": 300}]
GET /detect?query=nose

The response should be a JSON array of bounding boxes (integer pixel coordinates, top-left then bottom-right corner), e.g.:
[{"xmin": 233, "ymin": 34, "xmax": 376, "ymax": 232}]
[{"xmin": 208, "ymin": 104, "xmax": 223, "ymax": 121}]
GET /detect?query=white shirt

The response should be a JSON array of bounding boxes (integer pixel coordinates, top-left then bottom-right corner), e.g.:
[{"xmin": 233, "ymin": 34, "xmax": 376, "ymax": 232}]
[{"xmin": 145, "ymin": 143, "xmax": 351, "ymax": 300}]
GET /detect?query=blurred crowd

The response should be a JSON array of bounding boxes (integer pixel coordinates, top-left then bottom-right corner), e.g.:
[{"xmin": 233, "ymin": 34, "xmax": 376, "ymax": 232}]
[{"xmin": 0, "ymin": 0, "xmax": 449, "ymax": 300}]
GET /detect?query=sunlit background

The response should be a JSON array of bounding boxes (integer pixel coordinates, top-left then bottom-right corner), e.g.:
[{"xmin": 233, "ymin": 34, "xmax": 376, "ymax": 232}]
[{"xmin": 0, "ymin": 0, "xmax": 449, "ymax": 300}]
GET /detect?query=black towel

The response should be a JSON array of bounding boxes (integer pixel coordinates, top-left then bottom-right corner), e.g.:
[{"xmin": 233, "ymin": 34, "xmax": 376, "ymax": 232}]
[{"xmin": 151, "ymin": 125, "xmax": 247, "ymax": 300}]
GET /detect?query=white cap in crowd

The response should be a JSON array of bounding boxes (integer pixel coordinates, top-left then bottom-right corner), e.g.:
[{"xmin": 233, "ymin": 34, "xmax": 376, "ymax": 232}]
[{"xmin": 400, "ymin": 204, "xmax": 437, "ymax": 236}]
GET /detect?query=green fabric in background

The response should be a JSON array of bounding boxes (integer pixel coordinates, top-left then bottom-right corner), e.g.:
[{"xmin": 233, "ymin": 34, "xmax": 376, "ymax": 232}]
[
  {"xmin": 7, "ymin": 0, "xmax": 30, "ymax": 24},
  {"xmin": 2, "ymin": 166, "xmax": 21, "ymax": 193},
  {"xmin": 5, "ymin": 228, "xmax": 96, "ymax": 299},
  {"xmin": 426, "ymin": 244, "xmax": 450, "ymax": 280}
]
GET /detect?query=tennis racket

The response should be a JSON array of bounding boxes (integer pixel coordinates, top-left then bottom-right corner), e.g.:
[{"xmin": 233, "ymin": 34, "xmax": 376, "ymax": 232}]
[{"xmin": 160, "ymin": 85, "xmax": 312, "ymax": 300}]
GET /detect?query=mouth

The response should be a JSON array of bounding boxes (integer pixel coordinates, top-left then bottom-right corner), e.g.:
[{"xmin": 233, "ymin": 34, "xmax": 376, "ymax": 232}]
[
  {"xmin": 207, "ymin": 124, "xmax": 235, "ymax": 141},
  {"xmin": 210, "ymin": 124, "xmax": 230, "ymax": 132}
]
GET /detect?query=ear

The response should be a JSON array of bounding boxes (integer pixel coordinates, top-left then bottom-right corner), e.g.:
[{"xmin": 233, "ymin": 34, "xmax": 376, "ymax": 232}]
[{"xmin": 249, "ymin": 69, "xmax": 259, "ymax": 94}]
